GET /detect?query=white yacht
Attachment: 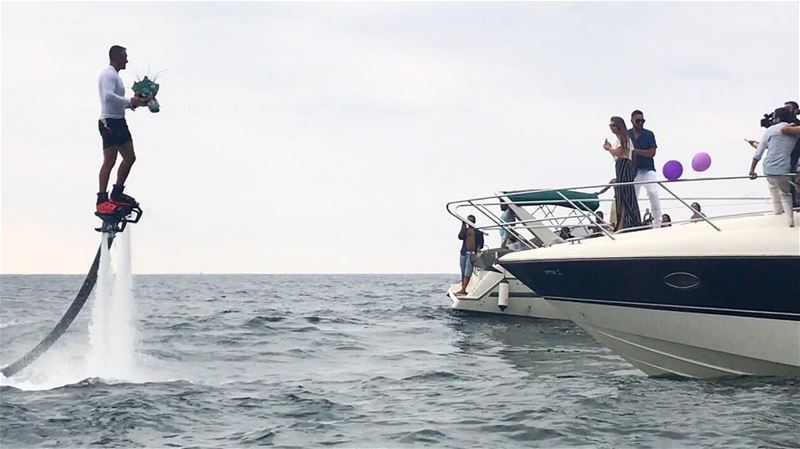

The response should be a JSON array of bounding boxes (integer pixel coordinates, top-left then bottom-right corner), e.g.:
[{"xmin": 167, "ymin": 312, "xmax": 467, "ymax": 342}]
[
  {"xmin": 497, "ymin": 175, "xmax": 800, "ymax": 378},
  {"xmin": 445, "ymin": 189, "xmax": 604, "ymax": 320}
]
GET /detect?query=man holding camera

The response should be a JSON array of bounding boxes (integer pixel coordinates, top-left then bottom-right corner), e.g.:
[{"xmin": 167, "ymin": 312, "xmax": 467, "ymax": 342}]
[
  {"xmin": 747, "ymin": 101, "xmax": 800, "ymax": 146},
  {"xmin": 749, "ymin": 106, "xmax": 800, "ymax": 227}
]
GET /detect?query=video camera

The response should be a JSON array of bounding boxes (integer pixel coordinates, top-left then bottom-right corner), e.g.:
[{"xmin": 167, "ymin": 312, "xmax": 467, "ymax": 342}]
[{"xmin": 760, "ymin": 112, "xmax": 774, "ymax": 128}]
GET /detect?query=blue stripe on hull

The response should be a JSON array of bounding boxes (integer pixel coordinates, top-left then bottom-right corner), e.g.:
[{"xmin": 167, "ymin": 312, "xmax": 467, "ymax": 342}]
[{"xmin": 501, "ymin": 256, "xmax": 800, "ymax": 321}]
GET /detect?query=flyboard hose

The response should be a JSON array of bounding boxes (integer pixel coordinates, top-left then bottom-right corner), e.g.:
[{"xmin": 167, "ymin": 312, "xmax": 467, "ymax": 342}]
[{"xmin": 1, "ymin": 234, "xmax": 115, "ymax": 377}]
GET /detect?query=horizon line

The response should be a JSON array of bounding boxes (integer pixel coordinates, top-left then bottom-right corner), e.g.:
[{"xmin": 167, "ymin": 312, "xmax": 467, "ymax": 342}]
[{"xmin": 0, "ymin": 272, "xmax": 457, "ymax": 276}]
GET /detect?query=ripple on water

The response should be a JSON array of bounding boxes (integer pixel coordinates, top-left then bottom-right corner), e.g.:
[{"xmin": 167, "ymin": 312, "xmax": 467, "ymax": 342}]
[{"xmin": 1, "ymin": 274, "xmax": 797, "ymax": 449}]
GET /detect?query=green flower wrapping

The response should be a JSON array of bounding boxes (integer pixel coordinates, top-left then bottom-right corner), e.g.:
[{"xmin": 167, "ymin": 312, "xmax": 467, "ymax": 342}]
[{"xmin": 131, "ymin": 76, "xmax": 161, "ymax": 113}]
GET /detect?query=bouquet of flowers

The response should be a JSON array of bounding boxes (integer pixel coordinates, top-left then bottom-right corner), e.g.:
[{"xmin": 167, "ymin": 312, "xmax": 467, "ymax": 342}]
[{"xmin": 132, "ymin": 75, "xmax": 161, "ymax": 113}]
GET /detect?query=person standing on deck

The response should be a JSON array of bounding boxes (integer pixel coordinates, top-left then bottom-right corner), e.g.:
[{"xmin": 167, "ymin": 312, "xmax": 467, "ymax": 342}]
[
  {"xmin": 499, "ymin": 200, "xmax": 516, "ymax": 248},
  {"xmin": 603, "ymin": 117, "xmax": 642, "ymax": 230},
  {"xmin": 750, "ymin": 107, "xmax": 800, "ymax": 227},
  {"xmin": 455, "ymin": 215, "xmax": 484, "ymax": 296},
  {"xmin": 628, "ymin": 110, "xmax": 662, "ymax": 228}
]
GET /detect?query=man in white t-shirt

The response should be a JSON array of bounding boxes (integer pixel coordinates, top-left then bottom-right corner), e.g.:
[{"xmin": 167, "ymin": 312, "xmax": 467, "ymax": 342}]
[{"xmin": 96, "ymin": 45, "xmax": 152, "ymax": 212}]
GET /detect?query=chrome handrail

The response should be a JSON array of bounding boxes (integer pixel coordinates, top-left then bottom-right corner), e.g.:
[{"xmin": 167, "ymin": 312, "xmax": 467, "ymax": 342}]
[{"xmin": 446, "ymin": 174, "xmax": 796, "ymax": 250}]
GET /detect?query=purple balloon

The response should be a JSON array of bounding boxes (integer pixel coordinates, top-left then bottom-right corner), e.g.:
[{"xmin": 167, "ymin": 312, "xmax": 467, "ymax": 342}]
[
  {"xmin": 692, "ymin": 152, "xmax": 712, "ymax": 172},
  {"xmin": 663, "ymin": 160, "xmax": 683, "ymax": 181}
]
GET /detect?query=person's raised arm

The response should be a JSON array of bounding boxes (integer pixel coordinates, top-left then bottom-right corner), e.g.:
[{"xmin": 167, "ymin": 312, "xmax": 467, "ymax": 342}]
[
  {"xmin": 602, "ymin": 139, "xmax": 625, "ymax": 158},
  {"xmin": 744, "ymin": 139, "xmax": 759, "ymax": 149},
  {"xmin": 780, "ymin": 123, "xmax": 800, "ymax": 136}
]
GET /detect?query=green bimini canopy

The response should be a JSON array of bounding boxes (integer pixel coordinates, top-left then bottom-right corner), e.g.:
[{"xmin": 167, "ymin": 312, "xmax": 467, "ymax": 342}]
[{"xmin": 505, "ymin": 190, "xmax": 600, "ymax": 212}]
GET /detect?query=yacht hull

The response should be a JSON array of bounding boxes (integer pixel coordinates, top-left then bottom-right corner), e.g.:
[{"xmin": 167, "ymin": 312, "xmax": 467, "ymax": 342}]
[
  {"xmin": 500, "ymin": 215, "xmax": 800, "ymax": 378},
  {"xmin": 503, "ymin": 255, "xmax": 799, "ymax": 320},
  {"xmin": 543, "ymin": 300, "xmax": 800, "ymax": 378}
]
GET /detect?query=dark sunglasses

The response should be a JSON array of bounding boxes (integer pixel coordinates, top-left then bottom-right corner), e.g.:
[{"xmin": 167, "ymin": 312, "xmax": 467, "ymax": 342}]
[
  {"xmin": 609, "ymin": 124, "xmax": 618, "ymax": 127},
  {"xmin": 634, "ymin": 119, "xmax": 645, "ymax": 124}
]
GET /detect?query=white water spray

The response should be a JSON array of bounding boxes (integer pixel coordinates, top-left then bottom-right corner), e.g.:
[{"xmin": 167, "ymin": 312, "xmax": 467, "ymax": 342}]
[{"xmin": 87, "ymin": 231, "xmax": 137, "ymax": 379}]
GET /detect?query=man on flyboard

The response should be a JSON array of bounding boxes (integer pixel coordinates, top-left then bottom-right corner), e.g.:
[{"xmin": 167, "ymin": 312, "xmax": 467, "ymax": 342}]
[{"xmin": 96, "ymin": 45, "xmax": 153, "ymax": 214}]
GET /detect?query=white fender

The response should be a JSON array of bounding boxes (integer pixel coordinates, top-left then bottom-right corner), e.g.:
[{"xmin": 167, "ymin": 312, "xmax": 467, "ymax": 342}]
[{"xmin": 498, "ymin": 279, "xmax": 509, "ymax": 311}]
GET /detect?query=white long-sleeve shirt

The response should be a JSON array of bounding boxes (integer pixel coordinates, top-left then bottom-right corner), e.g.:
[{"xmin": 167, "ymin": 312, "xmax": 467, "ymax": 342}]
[{"xmin": 98, "ymin": 66, "xmax": 131, "ymax": 119}]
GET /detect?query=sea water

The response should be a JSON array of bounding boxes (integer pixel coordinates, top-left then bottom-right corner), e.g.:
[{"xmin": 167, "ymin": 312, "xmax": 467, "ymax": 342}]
[{"xmin": 1, "ymin": 274, "xmax": 797, "ymax": 447}]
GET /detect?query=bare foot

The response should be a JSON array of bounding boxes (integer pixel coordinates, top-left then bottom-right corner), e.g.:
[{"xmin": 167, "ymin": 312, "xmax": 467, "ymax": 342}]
[{"xmin": 455, "ymin": 290, "xmax": 467, "ymax": 296}]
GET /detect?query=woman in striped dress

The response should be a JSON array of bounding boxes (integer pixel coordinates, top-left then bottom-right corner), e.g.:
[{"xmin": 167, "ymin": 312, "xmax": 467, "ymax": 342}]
[{"xmin": 603, "ymin": 116, "xmax": 642, "ymax": 230}]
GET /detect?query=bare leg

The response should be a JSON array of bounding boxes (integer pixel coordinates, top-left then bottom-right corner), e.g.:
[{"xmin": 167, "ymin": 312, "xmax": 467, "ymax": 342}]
[
  {"xmin": 99, "ymin": 146, "xmax": 118, "ymax": 193},
  {"xmin": 456, "ymin": 276, "xmax": 469, "ymax": 295},
  {"xmin": 114, "ymin": 141, "xmax": 136, "ymax": 186}
]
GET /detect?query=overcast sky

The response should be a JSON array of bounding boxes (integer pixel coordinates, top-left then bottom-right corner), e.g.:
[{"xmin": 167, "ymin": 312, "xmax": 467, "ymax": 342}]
[{"xmin": 1, "ymin": 1, "xmax": 798, "ymax": 274}]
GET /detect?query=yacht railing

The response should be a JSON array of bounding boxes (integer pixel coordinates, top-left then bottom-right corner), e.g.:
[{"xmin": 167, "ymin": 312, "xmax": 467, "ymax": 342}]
[{"xmin": 446, "ymin": 174, "xmax": 797, "ymax": 251}]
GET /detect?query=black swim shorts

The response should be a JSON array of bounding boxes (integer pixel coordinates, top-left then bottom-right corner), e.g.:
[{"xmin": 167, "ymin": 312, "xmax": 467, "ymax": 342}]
[{"xmin": 98, "ymin": 118, "xmax": 133, "ymax": 148}]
